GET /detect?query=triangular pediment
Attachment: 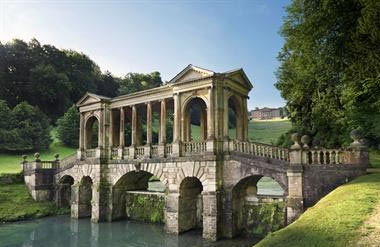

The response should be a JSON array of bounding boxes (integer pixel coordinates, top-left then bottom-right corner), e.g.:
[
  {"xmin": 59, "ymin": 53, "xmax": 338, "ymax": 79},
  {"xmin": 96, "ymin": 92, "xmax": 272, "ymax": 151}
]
[
  {"xmin": 76, "ymin": 92, "xmax": 110, "ymax": 107},
  {"xmin": 224, "ymin": 69, "xmax": 253, "ymax": 90},
  {"xmin": 169, "ymin": 64, "xmax": 214, "ymax": 84}
]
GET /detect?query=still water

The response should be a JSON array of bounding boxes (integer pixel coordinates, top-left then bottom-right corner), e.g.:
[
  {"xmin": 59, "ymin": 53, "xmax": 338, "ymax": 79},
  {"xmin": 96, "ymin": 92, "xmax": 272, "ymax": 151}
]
[{"xmin": 0, "ymin": 216, "xmax": 260, "ymax": 247}]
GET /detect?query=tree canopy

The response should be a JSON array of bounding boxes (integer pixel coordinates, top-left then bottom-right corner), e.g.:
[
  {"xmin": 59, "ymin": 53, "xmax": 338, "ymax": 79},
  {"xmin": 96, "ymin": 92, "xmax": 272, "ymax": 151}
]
[{"xmin": 277, "ymin": 0, "xmax": 380, "ymax": 147}]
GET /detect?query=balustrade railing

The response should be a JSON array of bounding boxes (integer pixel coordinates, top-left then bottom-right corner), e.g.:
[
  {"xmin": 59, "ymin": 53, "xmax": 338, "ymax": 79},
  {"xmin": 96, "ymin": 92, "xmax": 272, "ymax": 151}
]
[
  {"xmin": 135, "ymin": 146, "xmax": 145, "ymax": 158},
  {"xmin": 58, "ymin": 153, "xmax": 77, "ymax": 171},
  {"xmin": 231, "ymin": 140, "xmax": 290, "ymax": 162},
  {"xmin": 303, "ymin": 149, "xmax": 344, "ymax": 165},
  {"xmin": 183, "ymin": 141, "xmax": 207, "ymax": 155},
  {"xmin": 165, "ymin": 144, "xmax": 172, "ymax": 156},
  {"xmin": 38, "ymin": 161, "xmax": 55, "ymax": 169},
  {"xmin": 111, "ymin": 148, "xmax": 119, "ymax": 159},
  {"xmin": 151, "ymin": 145, "xmax": 159, "ymax": 157},
  {"xmin": 85, "ymin": 149, "xmax": 96, "ymax": 158},
  {"xmin": 123, "ymin": 147, "xmax": 130, "ymax": 157}
]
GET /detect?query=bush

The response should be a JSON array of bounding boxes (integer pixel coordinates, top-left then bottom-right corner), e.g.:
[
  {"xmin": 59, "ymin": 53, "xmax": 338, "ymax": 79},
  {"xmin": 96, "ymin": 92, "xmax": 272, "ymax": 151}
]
[{"xmin": 56, "ymin": 105, "xmax": 79, "ymax": 147}]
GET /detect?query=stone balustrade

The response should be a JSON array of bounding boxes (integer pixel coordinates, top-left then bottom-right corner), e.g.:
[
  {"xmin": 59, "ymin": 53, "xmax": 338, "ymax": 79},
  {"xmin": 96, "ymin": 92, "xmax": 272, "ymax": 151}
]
[
  {"xmin": 230, "ymin": 140, "xmax": 290, "ymax": 162},
  {"xmin": 182, "ymin": 141, "xmax": 207, "ymax": 155},
  {"xmin": 303, "ymin": 149, "xmax": 344, "ymax": 165},
  {"xmin": 85, "ymin": 149, "xmax": 96, "ymax": 158},
  {"xmin": 135, "ymin": 146, "xmax": 145, "ymax": 158}
]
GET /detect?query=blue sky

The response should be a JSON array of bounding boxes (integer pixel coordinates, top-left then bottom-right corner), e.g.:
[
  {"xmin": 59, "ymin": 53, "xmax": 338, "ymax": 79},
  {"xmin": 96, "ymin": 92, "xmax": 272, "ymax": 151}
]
[{"xmin": 0, "ymin": 0, "xmax": 290, "ymax": 110}]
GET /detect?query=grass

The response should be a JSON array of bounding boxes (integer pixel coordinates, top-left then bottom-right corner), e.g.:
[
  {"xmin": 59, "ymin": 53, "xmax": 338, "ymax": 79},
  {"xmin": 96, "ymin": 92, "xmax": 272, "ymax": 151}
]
[
  {"xmin": 369, "ymin": 149, "xmax": 380, "ymax": 168},
  {"xmin": 0, "ymin": 129, "xmax": 76, "ymax": 174},
  {"xmin": 248, "ymin": 119, "xmax": 292, "ymax": 144},
  {"xmin": 255, "ymin": 173, "xmax": 380, "ymax": 247},
  {"xmin": 0, "ymin": 183, "xmax": 67, "ymax": 222}
]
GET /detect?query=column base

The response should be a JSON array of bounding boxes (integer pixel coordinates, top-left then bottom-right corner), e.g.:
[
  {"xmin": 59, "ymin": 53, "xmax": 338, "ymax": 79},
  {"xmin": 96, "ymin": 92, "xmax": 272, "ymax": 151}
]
[
  {"xmin": 286, "ymin": 196, "xmax": 304, "ymax": 224},
  {"xmin": 144, "ymin": 145, "xmax": 151, "ymax": 158},
  {"xmin": 172, "ymin": 141, "xmax": 181, "ymax": 157},
  {"xmin": 117, "ymin": 147, "xmax": 124, "ymax": 159},
  {"xmin": 129, "ymin": 147, "xmax": 135, "ymax": 159}
]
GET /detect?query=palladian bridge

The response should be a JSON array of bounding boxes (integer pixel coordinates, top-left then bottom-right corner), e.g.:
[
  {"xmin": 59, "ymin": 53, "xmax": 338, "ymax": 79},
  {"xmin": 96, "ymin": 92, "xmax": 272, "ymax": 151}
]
[{"xmin": 23, "ymin": 65, "xmax": 368, "ymax": 241}]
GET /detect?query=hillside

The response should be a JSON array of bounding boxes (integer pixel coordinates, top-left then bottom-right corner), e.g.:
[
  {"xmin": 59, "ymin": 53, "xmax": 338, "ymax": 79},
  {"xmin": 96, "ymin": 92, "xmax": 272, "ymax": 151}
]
[{"xmin": 255, "ymin": 173, "xmax": 380, "ymax": 247}]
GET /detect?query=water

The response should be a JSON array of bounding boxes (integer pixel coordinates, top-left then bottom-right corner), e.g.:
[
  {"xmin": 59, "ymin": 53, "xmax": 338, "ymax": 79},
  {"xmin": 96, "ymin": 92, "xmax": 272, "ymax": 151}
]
[{"xmin": 0, "ymin": 216, "xmax": 260, "ymax": 247}]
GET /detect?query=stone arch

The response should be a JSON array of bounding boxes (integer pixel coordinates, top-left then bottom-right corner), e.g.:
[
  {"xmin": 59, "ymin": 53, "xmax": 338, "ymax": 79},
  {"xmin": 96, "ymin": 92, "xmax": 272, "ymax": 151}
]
[
  {"xmin": 175, "ymin": 162, "xmax": 207, "ymax": 191},
  {"xmin": 110, "ymin": 163, "xmax": 167, "ymax": 187},
  {"xmin": 84, "ymin": 114, "xmax": 100, "ymax": 149},
  {"xmin": 55, "ymin": 175, "xmax": 74, "ymax": 208},
  {"xmin": 111, "ymin": 168, "xmax": 166, "ymax": 221},
  {"xmin": 181, "ymin": 97, "xmax": 208, "ymax": 142},
  {"xmin": 227, "ymin": 94, "xmax": 244, "ymax": 140},
  {"xmin": 178, "ymin": 177, "xmax": 204, "ymax": 233}
]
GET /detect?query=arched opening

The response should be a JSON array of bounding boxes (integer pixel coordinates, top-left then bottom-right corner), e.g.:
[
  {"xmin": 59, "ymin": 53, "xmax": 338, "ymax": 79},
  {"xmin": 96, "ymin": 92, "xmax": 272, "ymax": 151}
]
[
  {"xmin": 85, "ymin": 116, "xmax": 99, "ymax": 149},
  {"xmin": 112, "ymin": 171, "xmax": 166, "ymax": 223},
  {"xmin": 228, "ymin": 96, "xmax": 243, "ymax": 140},
  {"xmin": 257, "ymin": 177, "xmax": 285, "ymax": 196},
  {"xmin": 183, "ymin": 97, "xmax": 208, "ymax": 142},
  {"xmin": 56, "ymin": 175, "xmax": 74, "ymax": 208},
  {"xmin": 178, "ymin": 177, "xmax": 203, "ymax": 233},
  {"xmin": 78, "ymin": 176, "xmax": 93, "ymax": 218},
  {"xmin": 231, "ymin": 175, "xmax": 285, "ymax": 237}
]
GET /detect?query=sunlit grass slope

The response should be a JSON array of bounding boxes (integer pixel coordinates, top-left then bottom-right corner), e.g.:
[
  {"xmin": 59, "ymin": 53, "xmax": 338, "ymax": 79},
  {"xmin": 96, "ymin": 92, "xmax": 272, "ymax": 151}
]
[
  {"xmin": 255, "ymin": 173, "xmax": 380, "ymax": 247},
  {"xmin": 0, "ymin": 130, "xmax": 76, "ymax": 174}
]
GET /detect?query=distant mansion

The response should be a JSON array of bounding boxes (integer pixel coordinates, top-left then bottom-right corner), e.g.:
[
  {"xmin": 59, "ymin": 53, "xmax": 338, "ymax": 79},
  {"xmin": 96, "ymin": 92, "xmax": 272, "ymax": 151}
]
[{"xmin": 251, "ymin": 107, "xmax": 284, "ymax": 120}]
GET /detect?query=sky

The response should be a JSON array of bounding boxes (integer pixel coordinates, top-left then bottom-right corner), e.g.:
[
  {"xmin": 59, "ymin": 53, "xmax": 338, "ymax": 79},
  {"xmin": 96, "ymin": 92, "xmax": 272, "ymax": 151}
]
[{"xmin": 0, "ymin": 0, "xmax": 291, "ymax": 110}]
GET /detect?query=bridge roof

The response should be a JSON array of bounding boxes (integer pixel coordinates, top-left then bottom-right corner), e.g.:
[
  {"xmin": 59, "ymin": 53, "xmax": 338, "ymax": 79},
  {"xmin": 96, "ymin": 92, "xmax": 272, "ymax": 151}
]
[{"xmin": 169, "ymin": 64, "xmax": 253, "ymax": 89}]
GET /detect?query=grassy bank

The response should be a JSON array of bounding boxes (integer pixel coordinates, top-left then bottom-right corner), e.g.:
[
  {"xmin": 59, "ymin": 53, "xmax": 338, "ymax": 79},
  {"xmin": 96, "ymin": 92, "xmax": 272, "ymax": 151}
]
[
  {"xmin": 0, "ymin": 182, "xmax": 68, "ymax": 222},
  {"xmin": 248, "ymin": 119, "xmax": 292, "ymax": 144},
  {"xmin": 255, "ymin": 173, "xmax": 380, "ymax": 247},
  {"xmin": 0, "ymin": 130, "xmax": 76, "ymax": 174}
]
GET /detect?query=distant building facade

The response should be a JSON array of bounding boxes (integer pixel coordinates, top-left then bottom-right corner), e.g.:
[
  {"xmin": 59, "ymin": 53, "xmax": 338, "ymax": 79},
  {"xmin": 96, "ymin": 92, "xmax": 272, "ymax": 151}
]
[{"xmin": 251, "ymin": 107, "xmax": 283, "ymax": 120}]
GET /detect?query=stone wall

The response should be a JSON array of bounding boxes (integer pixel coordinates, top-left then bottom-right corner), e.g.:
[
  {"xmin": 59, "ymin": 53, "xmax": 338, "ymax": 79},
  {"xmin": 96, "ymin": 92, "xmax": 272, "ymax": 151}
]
[
  {"xmin": 302, "ymin": 164, "xmax": 367, "ymax": 207},
  {"xmin": 244, "ymin": 199, "xmax": 285, "ymax": 238},
  {"xmin": 125, "ymin": 191, "xmax": 165, "ymax": 223}
]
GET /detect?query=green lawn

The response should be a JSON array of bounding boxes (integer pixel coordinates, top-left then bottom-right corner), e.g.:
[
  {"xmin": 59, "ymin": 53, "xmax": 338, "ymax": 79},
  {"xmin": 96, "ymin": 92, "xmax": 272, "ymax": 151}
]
[
  {"xmin": 249, "ymin": 119, "xmax": 292, "ymax": 144},
  {"xmin": 0, "ymin": 130, "xmax": 76, "ymax": 174},
  {"xmin": 255, "ymin": 173, "xmax": 380, "ymax": 247},
  {"xmin": 0, "ymin": 183, "xmax": 67, "ymax": 222}
]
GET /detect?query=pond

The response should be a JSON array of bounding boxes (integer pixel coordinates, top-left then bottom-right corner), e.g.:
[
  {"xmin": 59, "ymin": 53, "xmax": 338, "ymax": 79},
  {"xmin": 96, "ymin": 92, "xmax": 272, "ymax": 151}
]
[{"xmin": 0, "ymin": 216, "xmax": 261, "ymax": 247}]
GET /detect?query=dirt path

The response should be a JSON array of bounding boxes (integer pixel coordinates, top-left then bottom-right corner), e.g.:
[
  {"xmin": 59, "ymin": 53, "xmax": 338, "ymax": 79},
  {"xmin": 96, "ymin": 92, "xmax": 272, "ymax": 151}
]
[{"xmin": 357, "ymin": 202, "xmax": 380, "ymax": 247}]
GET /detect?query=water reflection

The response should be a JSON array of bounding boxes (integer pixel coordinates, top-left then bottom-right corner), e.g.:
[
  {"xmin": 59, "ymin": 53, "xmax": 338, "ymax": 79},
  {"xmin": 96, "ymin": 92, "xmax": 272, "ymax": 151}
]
[{"xmin": 0, "ymin": 216, "xmax": 260, "ymax": 247}]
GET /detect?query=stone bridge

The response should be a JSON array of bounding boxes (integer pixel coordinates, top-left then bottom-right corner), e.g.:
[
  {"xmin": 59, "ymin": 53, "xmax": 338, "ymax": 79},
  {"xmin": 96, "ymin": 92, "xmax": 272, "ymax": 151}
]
[{"xmin": 22, "ymin": 65, "xmax": 368, "ymax": 241}]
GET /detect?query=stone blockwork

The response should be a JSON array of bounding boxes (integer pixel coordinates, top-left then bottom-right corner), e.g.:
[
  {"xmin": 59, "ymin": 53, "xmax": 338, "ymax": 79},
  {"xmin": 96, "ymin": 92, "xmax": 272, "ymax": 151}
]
[{"xmin": 22, "ymin": 65, "xmax": 369, "ymax": 241}]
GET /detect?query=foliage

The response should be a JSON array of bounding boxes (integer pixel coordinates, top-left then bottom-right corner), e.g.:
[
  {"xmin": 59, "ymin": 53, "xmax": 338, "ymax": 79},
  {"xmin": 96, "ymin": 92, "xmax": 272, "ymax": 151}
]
[
  {"xmin": 118, "ymin": 71, "xmax": 163, "ymax": 95},
  {"xmin": 0, "ymin": 101, "xmax": 51, "ymax": 152},
  {"xmin": 255, "ymin": 173, "xmax": 380, "ymax": 247},
  {"xmin": 0, "ymin": 38, "xmax": 118, "ymax": 121},
  {"xmin": 56, "ymin": 105, "xmax": 80, "ymax": 147},
  {"xmin": 277, "ymin": 0, "xmax": 380, "ymax": 148}
]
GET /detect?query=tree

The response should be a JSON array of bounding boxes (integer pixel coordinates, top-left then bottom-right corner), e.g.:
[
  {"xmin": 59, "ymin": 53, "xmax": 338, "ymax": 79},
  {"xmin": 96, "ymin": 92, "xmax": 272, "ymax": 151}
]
[
  {"xmin": 0, "ymin": 101, "xmax": 51, "ymax": 152},
  {"xmin": 118, "ymin": 72, "xmax": 163, "ymax": 95},
  {"xmin": 277, "ymin": 0, "xmax": 380, "ymax": 147},
  {"xmin": 56, "ymin": 105, "xmax": 80, "ymax": 147}
]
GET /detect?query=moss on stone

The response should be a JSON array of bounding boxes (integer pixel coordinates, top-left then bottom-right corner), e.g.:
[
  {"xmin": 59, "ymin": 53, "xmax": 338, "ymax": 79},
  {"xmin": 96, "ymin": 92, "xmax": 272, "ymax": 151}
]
[
  {"xmin": 125, "ymin": 192, "xmax": 165, "ymax": 224},
  {"xmin": 245, "ymin": 201, "xmax": 285, "ymax": 238}
]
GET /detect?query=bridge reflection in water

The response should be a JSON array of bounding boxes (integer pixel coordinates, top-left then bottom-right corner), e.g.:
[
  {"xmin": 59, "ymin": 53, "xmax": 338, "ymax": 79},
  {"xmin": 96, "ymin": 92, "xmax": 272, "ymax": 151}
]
[
  {"xmin": 22, "ymin": 65, "xmax": 368, "ymax": 241},
  {"xmin": 0, "ymin": 216, "xmax": 261, "ymax": 247}
]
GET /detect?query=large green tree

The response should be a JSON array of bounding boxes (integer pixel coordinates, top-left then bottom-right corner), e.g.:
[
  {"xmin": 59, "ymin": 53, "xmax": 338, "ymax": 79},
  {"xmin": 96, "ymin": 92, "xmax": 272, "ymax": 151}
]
[
  {"xmin": 118, "ymin": 71, "xmax": 163, "ymax": 95},
  {"xmin": 56, "ymin": 105, "xmax": 80, "ymax": 147},
  {"xmin": 277, "ymin": 0, "xmax": 380, "ymax": 147},
  {"xmin": 0, "ymin": 39, "xmax": 119, "ymax": 121}
]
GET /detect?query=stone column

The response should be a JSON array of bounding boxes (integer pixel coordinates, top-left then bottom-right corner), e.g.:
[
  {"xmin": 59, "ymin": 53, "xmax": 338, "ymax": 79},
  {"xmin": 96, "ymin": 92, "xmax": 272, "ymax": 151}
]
[
  {"xmin": 287, "ymin": 133, "xmax": 304, "ymax": 224},
  {"xmin": 129, "ymin": 105, "xmax": 137, "ymax": 159},
  {"xmin": 242, "ymin": 96, "xmax": 248, "ymax": 141},
  {"xmin": 158, "ymin": 99, "xmax": 167, "ymax": 157},
  {"xmin": 70, "ymin": 183, "xmax": 80, "ymax": 219},
  {"xmin": 207, "ymin": 86, "xmax": 215, "ymax": 153},
  {"xmin": 146, "ymin": 102, "xmax": 152, "ymax": 145},
  {"xmin": 172, "ymin": 94, "xmax": 181, "ymax": 156},
  {"xmin": 202, "ymin": 191, "xmax": 220, "ymax": 241},
  {"xmin": 91, "ymin": 182, "xmax": 112, "ymax": 223},
  {"xmin": 77, "ymin": 112, "xmax": 85, "ymax": 160},
  {"xmin": 118, "ymin": 107, "xmax": 125, "ymax": 159},
  {"xmin": 165, "ymin": 192, "xmax": 180, "ymax": 233},
  {"xmin": 144, "ymin": 102, "xmax": 152, "ymax": 158}
]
